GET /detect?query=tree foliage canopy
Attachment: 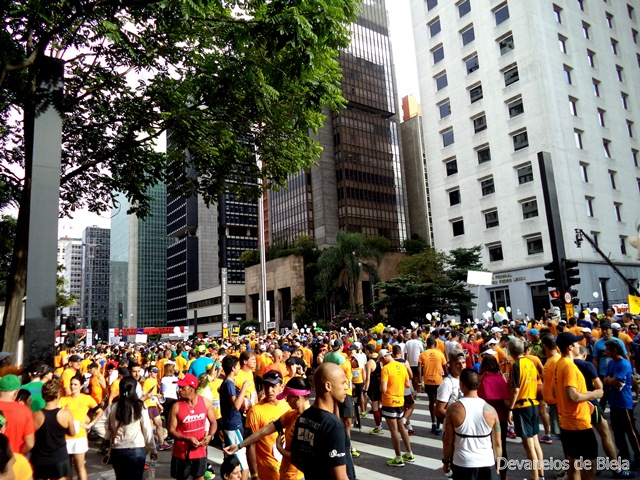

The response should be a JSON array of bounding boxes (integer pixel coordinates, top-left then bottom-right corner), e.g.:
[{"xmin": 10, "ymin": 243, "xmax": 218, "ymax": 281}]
[
  {"xmin": 374, "ymin": 246, "xmax": 483, "ymax": 326},
  {"xmin": 1, "ymin": 0, "xmax": 359, "ymax": 216}
]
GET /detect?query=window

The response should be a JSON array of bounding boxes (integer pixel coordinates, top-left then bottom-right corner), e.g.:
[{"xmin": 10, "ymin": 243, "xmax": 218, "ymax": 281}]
[
  {"xmin": 634, "ymin": 149, "xmax": 639, "ymax": 167},
  {"xmin": 461, "ymin": 26, "xmax": 475, "ymax": 46},
  {"xmin": 559, "ymin": 35, "xmax": 567, "ymax": 53},
  {"xmin": 522, "ymin": 199, "xmax": 538, "ymax": 219},
  {"xmin": 527, "ymin": 237, "xmax": 544, "ymax": 255},
  {"xmin": 611, "ymin": 39, "xmax": 618, "ymax": 55},
  {"xmin": 569, "ymin": 97, "xmax": 578, "ymax": 116},
  {"xmin": 587, "ymin": 50, "xmax": 595, "ymax": 68},
  {"xmin": 564, "ymin": 65, "xmax": 573, "ymax": 84},
  {"xmin": 499, "ymin": 34, "xmax": 514, "ymax": 55},
  {"xmin": 477, "ymin": 146, "xmax": 491, "ymax": 164},
  {"xmin": 622, "ymin": 92, "xmax": 628, "ymax": 110},
  {"xmin": 597, "ymin": 108, "xmax": 605, "ymax": 126},
  {"xmin": 495, "ymin": 3, "xmax": 510, "ymax": 25},
  {"xmin": 466, "ymin": 55, "xmax": 479, "ymax": 74},
  {"xmin": 606, "ymin": 12, "xmax": 613, "ymax": 29},
  {"xmin": 508, "ymin": 97, "xmax": 524, "ymax": 117},
  {"xmin": 439, "ymin": 100, "xmax": 451, "ymax": 118},
  {"xmin": 616, "ymin": 65, "xmax": 623, "ymax": 82},
  {"xmin": 473, "ymin": 114, "xmax": 487, "ymax": 133},
  {"xmin": 586, "ymin": 196, "xmax": 594, "ymax": 216},
  {"xmin": 449, "ymin": 189, "xmax": 461, "ymax": 206},
  {"xmin": 553, "ymin": 4, "xmax": 562, "ymax": 23},
  {"xmin": 583, "ymin": 22, "xmax": 590, "ymax": 39},
  {"xmin": 629, "ymin": 4, "xmax": 636, "ymax": 20},
  {"xmin": 593, "ymin": 78, "xmax": 600, "ymax": 96},
  {"xmin": 614, "ymin": 202, "xmax": 622, "ymax": 221},
  {"xmin": 485, "ymin": 210, "xmax": 499, "ymax": 228},
  {"xmin": 443, "ymin": 128, "xmax": 454, "ymax": 147},
  {"xmin": 458, "ymin": 0, "xmax": 471, "ymax": 17},
  {"xmin": 633, "ymin": 29, "xmax": 638, "ymax": 45},
  {"xmin": 446, "ymin": 158, "xmax": 458, "ymax": 176},
  {"xmin": 575, "ymin": 129, "xmax": 583, "ymax": 149},
  {"xmin": 609, "ymin": 170, "xmax": 616, "ymax": 189},
  {"xmin": 481, "ymin": 177, "xmax": 495, "ymax": 196},
  {"xmin": 637, "ymin": 178, "xmax": 640, "ymax": 193},
  {"xmin": 504, "ymin": 65, "xmax": 519, "ymax": 86},
  {"xmin": 429, "ymin": 18, "xmax": 441, "ymax": 37},
  {"xmin": 628, "ymin": 121, "xmax": 634, "ymax": 138},
  {"xmin": 578, "ymin": 0, "xmax": 584, "ymax": 11},
  {"xmin": 436, "ymin": 72, "xmax": 448, "ymax": 91},
  {"xmin": 517, "ymin": 164, "xmax": 533, "ymax": 184},
  {"xmin": 513, "ymin": 131, "xmax": 529, "ymax": 151},
  {"xmin": 433, "ymin": 45, "xmax": 444, "ymax": 64},
  {"xmin": 488, "ymin": 244, "xmax": 504, "ymax": 262},
  {"xmin": 580, "ymin": 162, "xmax": 589, "ymax": 182},
  {"xmin": 452, "ymin": 219, "xmax": 465, "ymax": 237},
  {"xmin": 621, "ymin": 236, "xmax": 628, "ymax": 255},
  {"xmin": 603, "ymin": 139, "xmax": 611, "ymax": 158},
  {"xmin": 470, "ymin": 84, "xmax": 483, "ymax": 103},
  {"xmin": 427, "ymin": 0, "xmax": 438, "ymax": 11}
]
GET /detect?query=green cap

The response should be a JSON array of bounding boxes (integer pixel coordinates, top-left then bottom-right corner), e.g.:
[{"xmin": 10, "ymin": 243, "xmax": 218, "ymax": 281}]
[{"xmin": 0, "ymin": 374, "xmax": 21, "ymax": 391}]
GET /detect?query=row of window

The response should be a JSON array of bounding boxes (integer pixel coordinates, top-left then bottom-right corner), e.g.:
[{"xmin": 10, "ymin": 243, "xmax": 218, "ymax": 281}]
[
  {"xmin": 449, "ymin": 188, "xmax": 539, "ymax": 220},
  {"xmin": 486, "ymin": 235, "xmax": 630, "ymax": 262},
  {"xmin": 442, "ymin": 125, "xmax": 528, "ymax": 153},
  {"xmin": 573, "ymin": 130, "xmax": 635, "ymax": 158},
  {"xmin": 584, "ymin": 197, "xmax": 624, "ymax": 221},
  {"xmin": 427, "ymin": 1, "xmax": 510, "ymax": 28}
]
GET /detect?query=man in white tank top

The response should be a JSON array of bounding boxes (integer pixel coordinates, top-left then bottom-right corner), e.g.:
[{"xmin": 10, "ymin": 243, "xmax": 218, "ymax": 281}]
[{"xmin": 442, "ymin": 369, "xmax": 502, "ymax": 480}]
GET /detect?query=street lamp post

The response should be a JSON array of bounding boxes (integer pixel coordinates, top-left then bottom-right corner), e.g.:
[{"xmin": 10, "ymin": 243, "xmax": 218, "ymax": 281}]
[{"xmin": 83, "ymin": 243, "xmax": 98, "ymax": 339}]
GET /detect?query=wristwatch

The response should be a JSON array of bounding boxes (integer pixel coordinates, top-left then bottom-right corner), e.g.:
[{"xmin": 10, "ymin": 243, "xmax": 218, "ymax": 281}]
[{"xmin": 442, "ymin": 458, "xmax": 451, "ymax": 465}]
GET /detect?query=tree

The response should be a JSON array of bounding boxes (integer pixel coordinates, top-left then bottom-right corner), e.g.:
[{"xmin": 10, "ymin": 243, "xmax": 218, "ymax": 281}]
[
  {"xmin": 0, "ymin": 215, "xmax": 17, "ymax": 300},
  {"xmin": 374, "ymin": 246, "xmax": 483, "ymax": 326},
  {"xmin": 0, "ymin": 0, "xmax": 358, "ymax": 350},
  {"xmin": 317, "ymin": 231, "xmax": 382, "ymax": 312},
  {"xmin": 56, "ymin": 265, "xmax": 78, "ymax": 309}
]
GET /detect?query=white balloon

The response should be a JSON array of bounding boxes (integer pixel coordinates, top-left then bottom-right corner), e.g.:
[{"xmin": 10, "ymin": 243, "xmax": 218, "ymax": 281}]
[
  {"xmin": 426, "ymin": 313, "xmax": 432, "ymax": 320},
  {"xmin": 313, "ymin": 322, "xmax": 317, "ymax": 327},
  {"xmin": 592, "ymin": 308, "xmax": 599, "ymax": 314},
  {"xmin": 293, "ymin": 323, "xmax": 298, "ymax": 330},
  {"xmin": 173, "ymin": 326, "xmax": 181, "ymax": 335},
  {"xmin": 506, "ymin": 306, "xmax": 512, "ymax": 313},
  {"xmin": 487, "ymin": 302, "xmax": 493, "ymax": 309},
  {"xmin": 593, "ymin": 292, "xmax": 599, "ymax": 299}
]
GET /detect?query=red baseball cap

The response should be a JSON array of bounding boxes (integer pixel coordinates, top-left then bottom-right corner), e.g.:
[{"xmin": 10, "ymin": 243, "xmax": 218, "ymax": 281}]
[{"xmin": 177, "ymin": 374, "xmax": 198, "ymax": 388}]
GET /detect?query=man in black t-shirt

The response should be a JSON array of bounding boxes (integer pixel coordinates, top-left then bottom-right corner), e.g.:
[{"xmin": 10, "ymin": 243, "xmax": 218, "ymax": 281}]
[{"xmin": 291, "ymin": 362, "xmax": 355, "ymax": 480}]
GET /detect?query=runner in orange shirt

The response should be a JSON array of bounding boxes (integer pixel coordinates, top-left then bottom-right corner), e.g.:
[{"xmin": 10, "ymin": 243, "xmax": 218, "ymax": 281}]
[{"xmin": 418, "ymin": 337, "xmax": 447, "ymax": 435}]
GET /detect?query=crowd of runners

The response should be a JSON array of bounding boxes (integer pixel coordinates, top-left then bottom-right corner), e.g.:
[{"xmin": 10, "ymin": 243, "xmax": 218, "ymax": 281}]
[{"xmin": 0, "ymin": 307, "xmax": 637, "ymax": 480}]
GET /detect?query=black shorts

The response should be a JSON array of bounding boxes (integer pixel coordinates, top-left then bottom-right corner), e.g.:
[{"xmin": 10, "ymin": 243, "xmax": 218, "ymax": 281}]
[
  {"xmin": 148, "ymin": 406, "xmax": 161, "ymax": 419},
  {"xmin": 381, "ymin": 406, "xmax": 404, "ymax": 419},
  {"xmin": 513, "ymin": 405, "xmax": 539, "ymax": 438},
  {"xmin": 425, "ymin": 385, "xmax": 439, "ymax": 396},
  {"xmin": 33, "ymin": 459, "xmax": 71, "ymax": 479},
  {"xmin": 411, "ymin": 366, "xmax": 419, "ymax": 377},
  {"xmin": 404, "ymin": 393, "xmax": 415, "ymax": 406},
  {"xmin": 452, "ymin": 464, "xmax": 497, "ymax": 480},
  {"xmin": 171, "ymin": 456, "xmax": 207, "ymax": 480},
  {"xmin": 353, "ymin": 383, "xmax": 364, "ymax": 399},
  {"xmin": 367, "ymin": 385, "xmax": 381, "ymax": 402},
  {"xmin": 560, "ymin": 428, "xmax": 598, "ymax": 460},
  {"xmin": 338, "ymin": 394, "xmax": 354, "ymax": 419}
]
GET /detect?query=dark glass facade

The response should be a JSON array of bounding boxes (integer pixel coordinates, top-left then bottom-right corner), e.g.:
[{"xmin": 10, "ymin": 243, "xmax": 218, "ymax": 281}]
[
  {"xmin": 269, "ymin": 0, "xmax": 407, "ymax": 247},
  {"xmin": 82, "ymin": 227, "xmax": 110, "ymax": 337}
]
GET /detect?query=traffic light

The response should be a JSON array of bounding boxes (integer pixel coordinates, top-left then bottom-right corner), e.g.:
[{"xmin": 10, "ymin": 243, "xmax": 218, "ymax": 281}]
[
  {"xmin": 550, "ymin": 290, "xmax": 563, "ymax": 307},
  {"xmin": 570, "ymin": 288, "xmax": 580, "ymax": 306},
  {"xmin": 543, "ymin": 261, "xmax": 561, "ymax": 289},
  {"xmin": 564, "ymin": 259, "xmax": 580, "ymax": 287}
]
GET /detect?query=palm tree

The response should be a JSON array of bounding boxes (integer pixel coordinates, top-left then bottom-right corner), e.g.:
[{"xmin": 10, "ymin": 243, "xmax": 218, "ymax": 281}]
[{"xmin": 317, "ymin": 231, "xmax": 382, "ymax": 311}]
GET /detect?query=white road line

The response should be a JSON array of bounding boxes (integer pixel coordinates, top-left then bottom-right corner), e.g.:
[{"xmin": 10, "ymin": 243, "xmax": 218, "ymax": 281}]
[
  {"xmin": 354, "ymin": 465, "xmax": 413, "ymax": 479},
  {"xmin": 351, "ymin": 440, "xmax": 441, "ymax": 470}
]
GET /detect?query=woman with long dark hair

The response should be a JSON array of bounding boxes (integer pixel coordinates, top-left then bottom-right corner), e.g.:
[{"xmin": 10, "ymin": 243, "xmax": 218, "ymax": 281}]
[{"xmin": 94, "ymin": 376, "xmax": 157, "ymax": 480}]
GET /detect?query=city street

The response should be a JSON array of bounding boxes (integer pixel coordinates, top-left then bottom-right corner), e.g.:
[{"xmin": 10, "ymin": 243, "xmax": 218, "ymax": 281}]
[{"xmin": 85, "ymin": 396, "xmax": 578, "ymax": 480}]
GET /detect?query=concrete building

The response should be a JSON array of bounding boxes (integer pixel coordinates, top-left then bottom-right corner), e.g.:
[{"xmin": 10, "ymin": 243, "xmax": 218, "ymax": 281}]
[
  {"xmin": 166, "ymin": 155, "xmax": 257, "ymax": 331},
  {"xmin": 400, "ymin": 95, "xmax": 433, "ymax": 245},
  {"xmin": 268, "ymin": 0, "xmax": 409, "ymax": 249},
  {"xmin": 81, "ymin": 226, "xmax": 110, "ymax": 337},
  {"xmin": 410, "ymin": 0, "xmax": 640, "ymax": 318},
  {"xmin": 61, "ymin": 238, "xmax": 82, "ymax": 317},
  {"xmin": 109, "ymin": 185, "xmax": 168, "ymax": 329}
]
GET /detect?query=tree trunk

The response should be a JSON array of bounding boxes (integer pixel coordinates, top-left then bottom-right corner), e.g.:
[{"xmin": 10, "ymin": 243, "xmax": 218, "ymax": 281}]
[{"xmin": 0, "ymin": 62, "xmax": 36, "ymax": 353}]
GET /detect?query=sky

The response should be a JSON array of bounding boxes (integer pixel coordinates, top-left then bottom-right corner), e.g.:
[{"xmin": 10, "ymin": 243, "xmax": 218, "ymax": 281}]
[{"xmin": 56, "ymin": 0, "xmax": 420, "ymax": 238}]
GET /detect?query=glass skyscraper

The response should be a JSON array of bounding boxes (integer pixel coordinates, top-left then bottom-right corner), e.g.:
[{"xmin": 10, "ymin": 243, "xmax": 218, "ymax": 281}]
[
  {"xmin": 109, "ymin": 184, "xmax": 168, "ymax": 329},
  {"xmin": 270, "ymin": 0, "xmax": 408, "ymax": 248}
]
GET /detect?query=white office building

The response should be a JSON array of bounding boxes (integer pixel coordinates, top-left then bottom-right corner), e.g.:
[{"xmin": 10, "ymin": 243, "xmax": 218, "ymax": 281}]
[{"xmin": 410, "ymin": 0, "xmax": 640, "ymax": 318}]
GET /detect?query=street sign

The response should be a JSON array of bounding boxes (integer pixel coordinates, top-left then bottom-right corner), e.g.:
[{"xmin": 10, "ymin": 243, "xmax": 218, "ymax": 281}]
[
  {"xmin": 564, "ymin": 292, "xmax": 572, "ymax": 304},
  {"xmin": 266, "ymin": 321, "xmax": 276, "ymax": 329},
  {"xmin": 565, "ymin": 304, "xmax": 575, "ymax": 320}
]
